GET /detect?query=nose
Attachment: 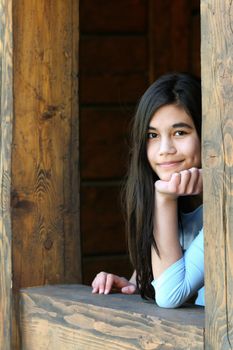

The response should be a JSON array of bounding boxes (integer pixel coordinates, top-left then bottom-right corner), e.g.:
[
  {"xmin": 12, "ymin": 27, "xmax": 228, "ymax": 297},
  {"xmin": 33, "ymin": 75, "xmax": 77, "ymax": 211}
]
[{"xmin": 159, "ymin": 137, "xmax": 176, "ymax": 155}]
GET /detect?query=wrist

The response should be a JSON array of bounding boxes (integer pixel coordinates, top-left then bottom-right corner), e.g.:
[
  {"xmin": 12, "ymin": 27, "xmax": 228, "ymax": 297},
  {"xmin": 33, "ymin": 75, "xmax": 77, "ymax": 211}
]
[{"xmin": 155, "ymin": 187, "xmax": 178, "ymax": 203}]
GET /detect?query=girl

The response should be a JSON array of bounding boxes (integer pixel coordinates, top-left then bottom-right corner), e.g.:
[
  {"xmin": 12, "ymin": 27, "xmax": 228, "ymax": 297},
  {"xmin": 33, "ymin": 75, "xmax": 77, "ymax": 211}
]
[{"xmin": 92, "ymin": 73, "xmax": 204, "ymax": 308}]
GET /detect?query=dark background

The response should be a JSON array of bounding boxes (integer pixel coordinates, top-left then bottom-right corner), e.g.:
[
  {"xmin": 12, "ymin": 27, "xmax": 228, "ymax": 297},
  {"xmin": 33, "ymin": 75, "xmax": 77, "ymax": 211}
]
[{"xmin": 79, "ymin": 0, "xmax": 200, "ymax": 284}]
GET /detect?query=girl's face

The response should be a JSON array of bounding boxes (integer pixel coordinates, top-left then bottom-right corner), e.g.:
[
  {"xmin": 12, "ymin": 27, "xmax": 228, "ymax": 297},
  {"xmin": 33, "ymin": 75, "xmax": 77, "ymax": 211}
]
[{"xmin": 146, "ymin": 104, "xmax": 201, "ymax": 181}]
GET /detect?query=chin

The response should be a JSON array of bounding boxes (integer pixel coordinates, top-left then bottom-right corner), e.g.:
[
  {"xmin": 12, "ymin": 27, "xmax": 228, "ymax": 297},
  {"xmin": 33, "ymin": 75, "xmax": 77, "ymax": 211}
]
[
  {"xmin": 156, "ymin": 172, "xmax": 172, "ymax": 182},
  {"xmin": 162, "ymin": 175, "xmax": 173, "ymax": 181}
]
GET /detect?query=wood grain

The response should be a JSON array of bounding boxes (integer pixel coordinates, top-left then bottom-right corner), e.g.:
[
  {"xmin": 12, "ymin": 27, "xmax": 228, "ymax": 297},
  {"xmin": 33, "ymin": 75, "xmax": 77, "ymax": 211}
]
[
  {"xmin": 80, "ymin": 107, "xmax": 131, "ymax": 179},
  {"xmin": 0, "ymin": 1, "xmax": 13, "ymax": 349},
  {"xmin": 80, "ymin": 0, "xmax": 147, "ymax": 33},
  {"xmin": 81, "ymin": 185, "xmax": 126, "ymax": 255},
  {"xmin": 148, "ymin": 0, "xmax": 200, "ymax": 81},
  {"xmin": 80, "ymin": 73, "xmax": 147, "ymax": 104},
  {"xmin": 80, "ymin": 36, "xmax": 147, "ymax": 74},
  {"xmin": 12, "ymin": 0, "xmax": 81, "ymax": 289},
  {"xmin": 201, "ymin": 0, "xmax": 233, "ymax": 348},
  {"xmin": 20, "ymin": 284, "xmax": 204, "ymax": 350}
]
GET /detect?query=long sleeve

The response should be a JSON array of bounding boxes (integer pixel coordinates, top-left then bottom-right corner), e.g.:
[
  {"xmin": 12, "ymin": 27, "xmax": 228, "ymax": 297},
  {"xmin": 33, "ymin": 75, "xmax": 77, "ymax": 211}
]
[{"xmin": 151, "ymin": 228, "xmax": 204, "ymax": 308}]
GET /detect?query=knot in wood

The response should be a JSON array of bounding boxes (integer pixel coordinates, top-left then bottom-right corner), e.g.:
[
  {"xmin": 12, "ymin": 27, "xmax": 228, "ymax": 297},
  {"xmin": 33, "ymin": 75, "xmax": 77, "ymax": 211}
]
[{"xmin": 44, "ymin": 238, "xmax": 53, "ymax": 250}]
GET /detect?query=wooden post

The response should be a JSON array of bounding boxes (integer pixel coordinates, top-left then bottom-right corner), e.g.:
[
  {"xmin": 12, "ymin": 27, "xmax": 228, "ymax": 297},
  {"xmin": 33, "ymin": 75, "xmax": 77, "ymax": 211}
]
[
  {"xmin": 0, "ymin": 1, "xmax": 13, "ymax": 349},
  {"xmin": 201, "ymin": 0, "xmax": 233, "ymax": 348},
  {"xmin": 12, "ymin": 0, "xmax": 81, "ymax": 289},
  {"xmin": 1, "ymin": 1, "xmax": 81, "ymax": 348}
]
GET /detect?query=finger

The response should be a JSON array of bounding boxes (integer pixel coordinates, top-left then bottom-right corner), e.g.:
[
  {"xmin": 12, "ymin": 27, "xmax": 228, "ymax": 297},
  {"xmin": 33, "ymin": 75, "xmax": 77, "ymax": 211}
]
[
  {"xmin": 168, "ymin": 172, "xmax": 181, "ymax": 192},
  {"xmin": 104, "ymin": 274, "xmax": 115, "ymax": 294},
  {"xmin": 98, "ymin": 273, "xmax": 107, "ymax": 294},
  {"xmin": 91, "ymin": 276, "xmax": 99, "ymax": 293},
  {"xmin": 179, "ymin": 167, "xmax": 199, "ymax": 195},
  {"xmin": 105, "ymin": 275, "xmax": 132, "ymax": 294},
  {"xmin": 186, "ymin": 167, "xmax": 200, "ymax": 194},
  {"xmin": 155, "ymin": 179, "xmax": 170, "ymax": 193},
  {"xmin": 121, "ymin": 284, "xmax": 136, "ymax": 294},
  {"xmin": 110, "ymin": 276, "xmax": 130, "ymax": 289},
  {"xmin": 179, "ymin": 169, "xmax": 191, "ymax": 193},
  {"xmin": 155, "ymin": 173, "xmax": 179, "ymax": 193},
  {"xmin": 92, "ymin": 280, "xmax": 98, "ymax": 293},
  {"xmin": 193, "ymin": 169, "xmax": 203, "ymax": 194},
  {"xmin": 92, "ymin": 272, "xmax": 107, "ymax": 294}
]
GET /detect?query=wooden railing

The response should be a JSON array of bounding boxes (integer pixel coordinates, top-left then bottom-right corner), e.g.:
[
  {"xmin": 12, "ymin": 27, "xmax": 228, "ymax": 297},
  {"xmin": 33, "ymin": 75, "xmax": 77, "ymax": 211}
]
[{"xmin": 20, "ymin": 284, "xmax": 204, "ymax": 350}]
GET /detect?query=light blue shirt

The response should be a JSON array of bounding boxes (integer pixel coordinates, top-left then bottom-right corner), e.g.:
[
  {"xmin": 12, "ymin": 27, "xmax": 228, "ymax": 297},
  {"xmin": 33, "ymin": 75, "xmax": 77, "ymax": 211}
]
[{"xmin": 151, "ymin": 205, "xmax": 204, "ymax": 308}]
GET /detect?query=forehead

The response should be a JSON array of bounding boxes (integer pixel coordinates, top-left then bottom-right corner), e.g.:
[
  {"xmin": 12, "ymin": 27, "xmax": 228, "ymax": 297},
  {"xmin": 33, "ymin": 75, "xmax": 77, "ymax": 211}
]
[{"xmin": 149, "ymin": 104, "xmax": 194, "ymax": 128}]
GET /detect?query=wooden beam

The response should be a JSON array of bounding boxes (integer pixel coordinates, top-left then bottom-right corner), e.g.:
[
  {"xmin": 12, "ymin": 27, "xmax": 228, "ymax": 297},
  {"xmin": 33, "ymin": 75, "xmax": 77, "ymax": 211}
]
[
  {"xmin": 201, "ymin": 0, "xmax": 233, "ymax": 348},
  {"xmin": 20, "ymin": 285, "xmax": 204, "ymax": 350},
  {"xmin": 11, "ymin": 3, "xmax": 81, "ymax": 345},
  {"xmin": 0, "ymin": 1, "xmax": 81, "ymax": 348},
  {"xmin": 0, "ymin": 1, "xmax": 13, "ymax": 349},
  {"xmin": 12, "ymin": 0, "xmax": 81, "ymax": 289}
]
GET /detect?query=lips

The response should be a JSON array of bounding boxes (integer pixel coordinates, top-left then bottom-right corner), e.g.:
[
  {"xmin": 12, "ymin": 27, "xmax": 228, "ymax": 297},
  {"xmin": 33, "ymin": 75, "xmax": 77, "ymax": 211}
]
[{"xmin": 157, "ymin": 160, "xmax": 184, "ymax": 168}]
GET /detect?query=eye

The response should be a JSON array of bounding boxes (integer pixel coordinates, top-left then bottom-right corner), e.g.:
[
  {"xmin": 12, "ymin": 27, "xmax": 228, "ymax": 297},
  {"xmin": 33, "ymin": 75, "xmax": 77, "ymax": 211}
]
[
  {"xmin": 174, "ymin": 130, "xmax": 188, "ymax": 136},
  {"xmin": 147, "ymin": 132, "xmax": 158, "ymax": 139}
]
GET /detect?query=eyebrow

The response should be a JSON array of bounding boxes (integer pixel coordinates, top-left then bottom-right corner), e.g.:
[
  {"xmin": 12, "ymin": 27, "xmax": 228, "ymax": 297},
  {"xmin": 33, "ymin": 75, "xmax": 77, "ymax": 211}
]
[{"xmin": 148, "ymin": 122, "xmax": 193, "ymax": 130}]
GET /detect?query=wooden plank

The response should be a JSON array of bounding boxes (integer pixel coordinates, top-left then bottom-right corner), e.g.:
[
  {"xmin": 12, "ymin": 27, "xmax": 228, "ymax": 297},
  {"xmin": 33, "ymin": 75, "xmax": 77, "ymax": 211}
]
[
  {"xmin": 191, "ymin": 12, "xmax": 201, "ymax": 77},
  {"xmin": 12, "ymin": 0, "xmax": 81, "ymax": 289},
  {"xmin": 82, "ymin": 255, "xmax": 132, "ymax": 285},
  {"xmin": 0, "ymin": 1, "xmax": 13, "ymax": 349},
  {"xmin": 201, "ymin": 0, "xmax": 233, "ymax": 348},
  {"xmin": 81, "ymin": 185, "xmax": 126, "ymax": 255},
  {"xmin": 149, "ymin": 0, "xmax": 191, "ymax": 81},
  {"xmin": 20, "ymin": 284, "xmax": 204, "ymax": 350},
  {"xmin": 80, "ymin": 108, "xmax": 130, "ymax": 179},
  {"xmin": 80, "ymin": 73, "xmax": 147, "ymax": 104},
  {"xmin": 66, "ymin": 0, "xmax": 81, "ymax": 285},
  {"xmin": 80, "ymin": 0, "xmax": 147, "ymax": 33},
  {"xmin": 80, "ymin": 36, "xmax": 147, "ymax": 74}
]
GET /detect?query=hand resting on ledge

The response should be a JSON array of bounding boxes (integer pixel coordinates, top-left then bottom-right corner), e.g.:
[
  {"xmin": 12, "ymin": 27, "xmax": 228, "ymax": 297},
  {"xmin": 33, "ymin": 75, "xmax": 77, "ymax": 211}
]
[{"xmin": 92, "ymin": 271, "xmax": 137, "ymax": 295}]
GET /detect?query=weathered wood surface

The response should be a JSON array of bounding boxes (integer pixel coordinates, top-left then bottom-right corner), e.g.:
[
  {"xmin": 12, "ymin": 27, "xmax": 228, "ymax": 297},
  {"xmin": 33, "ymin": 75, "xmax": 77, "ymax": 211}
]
[
  {"xmin": 12, "ymin": 0, "xmax": 81, "ymax": 289},
  {"xmin": 0, "ymin": 1, "xmax": 13, "ymax": 349},
  {"xmin": 20, "ymin": 284, "xmax": 204, "ymax": 350},
  {"xmin": 201, "ymin": 0, "xmax": 233, "ymax": 349}
]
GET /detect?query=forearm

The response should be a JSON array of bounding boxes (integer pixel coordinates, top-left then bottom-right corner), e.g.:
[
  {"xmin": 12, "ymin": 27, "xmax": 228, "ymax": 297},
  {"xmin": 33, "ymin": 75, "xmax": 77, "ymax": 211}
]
[
  {"xmin": 152, "ymin": 229, "xmax": 204, "ymax": 308},
  {"xmin": 151, "ymin": 192, "xmax": 182, "ymax": 278}
]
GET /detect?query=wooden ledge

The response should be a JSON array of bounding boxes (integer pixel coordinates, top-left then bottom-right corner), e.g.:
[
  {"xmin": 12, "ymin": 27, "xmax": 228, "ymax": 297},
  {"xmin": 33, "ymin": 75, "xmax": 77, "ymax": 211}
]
[{"xmin": 20, "ymin": 284, "xmax": 204, "ymax": 349}]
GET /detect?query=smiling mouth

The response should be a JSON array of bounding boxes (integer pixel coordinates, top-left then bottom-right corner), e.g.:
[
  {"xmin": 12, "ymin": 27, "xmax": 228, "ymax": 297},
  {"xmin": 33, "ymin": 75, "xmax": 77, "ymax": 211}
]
[{"xmin": 157, "ymin": 161, "xmax": 184, "ymax": 168}]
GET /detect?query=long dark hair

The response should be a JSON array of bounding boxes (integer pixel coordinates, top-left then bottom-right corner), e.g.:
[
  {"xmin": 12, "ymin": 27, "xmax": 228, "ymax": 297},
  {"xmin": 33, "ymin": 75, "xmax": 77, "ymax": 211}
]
[{"xmin": 124, "ymin": 73, "xmax": 202, "ymax": 299}]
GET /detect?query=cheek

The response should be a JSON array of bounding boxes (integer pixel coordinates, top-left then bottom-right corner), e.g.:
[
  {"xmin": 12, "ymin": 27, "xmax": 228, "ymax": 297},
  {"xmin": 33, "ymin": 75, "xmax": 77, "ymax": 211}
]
[
  {"xmin": 146, "ymin": 144, "xmax": 156, "ymax": 167},
  {"xmin": 189, "ymin": 140, "xmax": 201, "ymax": 165}
]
